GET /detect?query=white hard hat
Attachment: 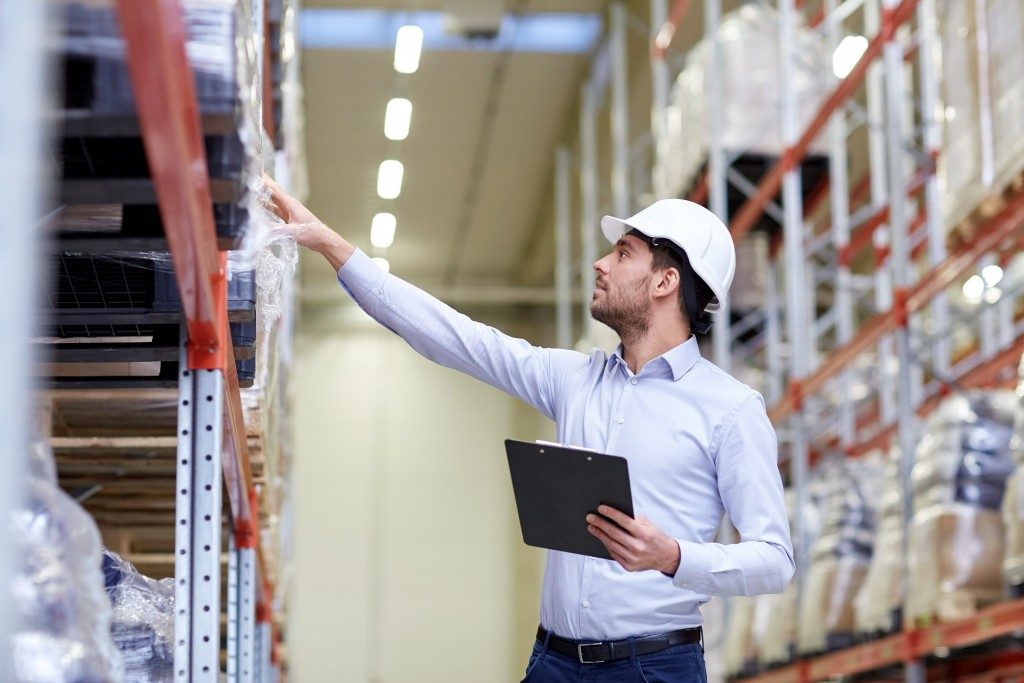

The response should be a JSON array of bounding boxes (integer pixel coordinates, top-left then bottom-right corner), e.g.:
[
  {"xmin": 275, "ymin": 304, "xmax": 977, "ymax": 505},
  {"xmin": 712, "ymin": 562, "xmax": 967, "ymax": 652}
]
[{"xmin": 601, "ymin": 199, "xmax": 736, "ymax": 311}]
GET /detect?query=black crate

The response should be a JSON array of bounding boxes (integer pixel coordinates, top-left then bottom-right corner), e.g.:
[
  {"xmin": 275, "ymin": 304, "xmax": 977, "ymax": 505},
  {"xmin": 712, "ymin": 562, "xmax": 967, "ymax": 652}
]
[{"xmin": 681, "ymin": 153, "xmax": 830, "ymax": 236}]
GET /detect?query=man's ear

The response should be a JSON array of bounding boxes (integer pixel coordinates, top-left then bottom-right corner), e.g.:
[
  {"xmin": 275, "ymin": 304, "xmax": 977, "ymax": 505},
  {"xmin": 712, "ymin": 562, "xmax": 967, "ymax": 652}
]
[{"xmin": 652, "ymin": 267, "xmax": 681, "ymax": 302}]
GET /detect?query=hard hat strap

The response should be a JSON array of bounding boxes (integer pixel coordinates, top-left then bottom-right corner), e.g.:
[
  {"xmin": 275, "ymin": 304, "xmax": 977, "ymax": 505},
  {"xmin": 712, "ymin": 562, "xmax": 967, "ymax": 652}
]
[{"xmin": 628, "ymin": 228, "xmax": 715, "ymax": 335}]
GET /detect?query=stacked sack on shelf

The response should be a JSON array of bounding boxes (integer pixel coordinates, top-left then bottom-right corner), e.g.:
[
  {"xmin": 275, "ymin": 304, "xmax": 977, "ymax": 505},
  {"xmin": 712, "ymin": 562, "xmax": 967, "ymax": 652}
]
[
  {"xmin": 1003, "ymin": 355, "xmax": 1024, "ymax": 594},
  {"xmin": 854, "ymin": 448, "xmax": 905, "ymax": 635},
  {"xmin": 723, "ymin": 596, "xmax": 757, "ymax": 679},
  {"xmin": 750, "ymin": 489, "xmax": 804, "ymax": 667},
  {"xmin": 7, "ymin": 440, "xmax": 122, "ymax": 682},
  {"xmin": 906, "ymin": 391, "xmax": 1017, "ymax": 624},
  {"xmin": 654, "ymin": 2, "xmax": 831, "ymax": 199},
  {"xmin": 938, "ymin": 0, "xmax": 1024, "ymax": 228},
  {"xmin": 797, "ymin": 456, "xmax": 883, "ymax": 654},
  {"xmin": 101, "ymin": 550, "xmax": 176, "ymax": 682}
]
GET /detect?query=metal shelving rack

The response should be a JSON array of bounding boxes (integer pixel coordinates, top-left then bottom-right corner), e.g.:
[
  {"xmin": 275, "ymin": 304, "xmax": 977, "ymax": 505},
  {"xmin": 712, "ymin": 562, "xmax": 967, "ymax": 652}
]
[
  {"xmin": 114, "ymin": 1, "xmax": 281, "ymax": 679},
  {"xmin": 561, "ymin": 0, "xmax": 1024, "ymax": 681}
]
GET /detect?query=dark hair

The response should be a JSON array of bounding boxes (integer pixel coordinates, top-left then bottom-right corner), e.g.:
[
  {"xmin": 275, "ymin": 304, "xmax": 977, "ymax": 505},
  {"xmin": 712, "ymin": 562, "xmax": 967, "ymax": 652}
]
[{"xmin": 627, "ymin": 229, "xmax": 715, "ymax": 332}]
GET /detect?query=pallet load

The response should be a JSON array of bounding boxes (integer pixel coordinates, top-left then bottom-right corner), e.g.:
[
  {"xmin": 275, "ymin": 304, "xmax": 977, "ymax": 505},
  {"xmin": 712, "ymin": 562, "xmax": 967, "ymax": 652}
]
[
  {"xmin": 853, "ymin": 449, "xmax": 904, "ymax": 635},
  {"xmin": 655, "ymin": 2, "xmax": 831, "ymax": 234},
  {"xmin": 101, "ymin": 549, "xmax": 176, "ymax": 682},
  {"xmin": 906, "ymin": 391, "xmax": 1017, "ymax": 624},
  {"xmin": 8, "ymin": 439, "xmax": 121, "ymax": 682},
  {"xmin": 751, "ymin": 490, "xmax": 804, "ymax": 666},
  {"xmin": 797, "ymin": 457, "xmax": 883, "ymax": 654},
  {"xmin": 723, "ymin": 596, "xmax": 757, "ymax": 679},
  {"xmin": 938, "ymin": 0, "xmax": 1024, "ymax": 231},
  {"xmin": 1003, "ymin": 355, "xmax": 1024, "ymax": 595}
]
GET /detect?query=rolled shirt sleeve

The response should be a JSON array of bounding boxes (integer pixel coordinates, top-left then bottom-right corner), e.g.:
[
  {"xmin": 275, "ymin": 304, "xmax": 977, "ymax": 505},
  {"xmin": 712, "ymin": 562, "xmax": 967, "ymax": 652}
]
[
  {"xmin": 671, "ymin": 394, "xmax": 795, "ymax": 596},
  {"xmin": 336, "ymin": 248, "xmax": 587, "ymax": 421}
]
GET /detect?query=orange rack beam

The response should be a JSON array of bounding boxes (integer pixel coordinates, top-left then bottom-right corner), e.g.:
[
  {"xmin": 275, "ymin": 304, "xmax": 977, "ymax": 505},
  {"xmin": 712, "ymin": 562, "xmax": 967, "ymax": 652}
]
[
  {"xmin": 117, "ymin": 0, "xmax": 272, "ymax": 615},
  {"xmin": 769, "ymin": 186, "xmax": 1024, "ymax": 425},
  {"xmin": 738, "ymin": 597, "xmax": 1024, "ymax": 682}
]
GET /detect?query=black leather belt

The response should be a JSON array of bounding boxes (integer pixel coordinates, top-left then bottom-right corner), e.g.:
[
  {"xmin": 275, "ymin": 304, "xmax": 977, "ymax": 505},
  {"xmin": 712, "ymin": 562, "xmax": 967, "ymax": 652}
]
[{"xmin": 536, "ymin": 625, "xmax": 702, "ymax": 664}]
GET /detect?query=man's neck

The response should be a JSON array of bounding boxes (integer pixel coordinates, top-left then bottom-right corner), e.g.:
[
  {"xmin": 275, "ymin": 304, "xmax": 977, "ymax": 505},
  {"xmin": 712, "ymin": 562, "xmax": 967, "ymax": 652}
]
[{"xmin": 620, "ymin": 320, "xmax": 690, "ymax": 374}]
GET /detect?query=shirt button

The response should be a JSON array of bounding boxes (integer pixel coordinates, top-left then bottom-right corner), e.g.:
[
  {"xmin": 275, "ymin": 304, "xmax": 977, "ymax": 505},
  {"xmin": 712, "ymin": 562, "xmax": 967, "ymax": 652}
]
[
  {"xmin": 616, "ymin": 417, "xmax": 624, "ymax": 424},
  {"xmin": 582, "ymin": 601, "xmax": 590, "ymax": 608},
  {"xmin": 631, "ymin": 379, "xmax": 638, "ymax": 385}
]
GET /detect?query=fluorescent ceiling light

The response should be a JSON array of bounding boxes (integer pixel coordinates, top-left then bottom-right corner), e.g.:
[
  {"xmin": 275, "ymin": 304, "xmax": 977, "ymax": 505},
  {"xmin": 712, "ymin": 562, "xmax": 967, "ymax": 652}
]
[
  {"xmin": 300, "ymin": 9, "xmax": 601, "ymax": 54},
  {"xmin": 377, "ymin": 160, "xmax": 404, "ymax": 199},
  {"xmin": 372, "ymin": 257, "xmax": 391, "ymax": 273},
  {"xmin": 981, "ymin": 264, "xmax": 1003, "ymax": 287},
  {"xmin": 384, "ymin": 98, "xmax": 412, "ymax": 141},
  {"xmin": 394, "ymin": 25, "xmax": 423, "ymax": 73},
  {"xmin": 370, "ymin": 212, "xmax": 397, "ymax": 249},
  {"xmin": 962, "ymin": 275, "xmax": 984, "ymax": 304},
  {"xmin": 832, "ymin": 35, "xmax": 868, "ymax": 79}
]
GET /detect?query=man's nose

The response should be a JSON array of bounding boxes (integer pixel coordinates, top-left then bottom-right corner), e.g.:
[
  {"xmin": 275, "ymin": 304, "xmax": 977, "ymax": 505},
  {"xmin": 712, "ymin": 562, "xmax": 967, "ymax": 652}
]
[{"xmin": 594, "ymin": 254, "xmax": 609, "ymax": 274}]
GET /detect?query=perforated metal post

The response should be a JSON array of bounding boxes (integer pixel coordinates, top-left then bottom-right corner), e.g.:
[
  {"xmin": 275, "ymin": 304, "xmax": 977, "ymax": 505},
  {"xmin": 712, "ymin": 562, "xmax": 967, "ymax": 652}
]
[
  {"xmin": 826, "ymin": 0, "xmax": 856, "ymax": 448},
  {"xmin": 705, "ymin": 0, "xmax": 731, "ymax": 373},
  {"xmin": 175, "ymin": 325, "xmax": 225, "ymax": 680},
  {"xmin": 192, "ymin": 368, "xmax": 224, "ymax": 679},
  {"xmin": 555, "ymin": 146, "xmax": 573, "ymax": 349},
  {"xmin": 579, "ymin": 78, "xmax": 599, "ymax": 341},
  {"xmin": 778, "ymin": 0, "xmax": 810, "ymax": 580},
  {"xmin": 610, "ymin": 1, "xmax": 630, "ymax": 217},
  {"xmin": 231, "ymin": 542, "xmax": 258, "ymax": 683},
  {"xmin": 174, "ymin": 330, "xmax": 196, "ymax": 678},
  {"xmin": 228, "ymin": 535, "xmax": 239, "ymax": 680}
]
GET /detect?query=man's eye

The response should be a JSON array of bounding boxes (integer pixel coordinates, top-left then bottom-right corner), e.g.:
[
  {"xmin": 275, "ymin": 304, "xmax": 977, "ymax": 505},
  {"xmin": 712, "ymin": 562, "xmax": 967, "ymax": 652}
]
[{"xmin": 619, "ymin": 251, "xmax": 627, "ymax": 258}]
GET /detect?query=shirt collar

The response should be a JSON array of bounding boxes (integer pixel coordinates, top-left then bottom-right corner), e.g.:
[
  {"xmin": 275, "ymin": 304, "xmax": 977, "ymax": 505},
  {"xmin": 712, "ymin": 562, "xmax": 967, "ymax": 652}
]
[{"xmin": 606, "ymin": 336, "xmax": 702, "ymax": 381}]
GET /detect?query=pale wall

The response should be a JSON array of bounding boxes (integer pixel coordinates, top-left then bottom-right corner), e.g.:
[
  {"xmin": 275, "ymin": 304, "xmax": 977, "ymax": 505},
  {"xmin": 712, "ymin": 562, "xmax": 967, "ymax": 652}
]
[{"xmin": 290, "ymin": 321, "xmax": 552, "ymax": 682}]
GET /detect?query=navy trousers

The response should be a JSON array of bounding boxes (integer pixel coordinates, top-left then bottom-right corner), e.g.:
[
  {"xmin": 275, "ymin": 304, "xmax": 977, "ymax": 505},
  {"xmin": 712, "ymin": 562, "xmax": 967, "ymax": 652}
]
[{"xmin": 520, "ymin": 635, "xmax": 707, "ymax": 683}]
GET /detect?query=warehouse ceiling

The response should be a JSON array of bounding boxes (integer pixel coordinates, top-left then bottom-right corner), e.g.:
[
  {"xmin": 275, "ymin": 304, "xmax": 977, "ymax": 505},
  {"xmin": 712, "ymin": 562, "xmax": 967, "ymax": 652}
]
[{"xmin": 298, "ymin": 0, "xmax": 607, "ymax": 305}]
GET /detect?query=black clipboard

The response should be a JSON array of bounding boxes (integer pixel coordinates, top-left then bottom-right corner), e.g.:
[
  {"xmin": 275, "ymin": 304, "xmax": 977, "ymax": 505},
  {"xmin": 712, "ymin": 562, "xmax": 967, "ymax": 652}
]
[{"xmin": 504, "ymin": 439, "xmax": 634, "ymax": 560}]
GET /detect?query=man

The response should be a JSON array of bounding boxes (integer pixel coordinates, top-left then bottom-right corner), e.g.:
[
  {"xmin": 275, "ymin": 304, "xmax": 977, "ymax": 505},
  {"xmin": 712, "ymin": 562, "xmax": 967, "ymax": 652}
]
[{"xmin": 266, "ymin": 178, "xmax": 794, "ymax": 682}]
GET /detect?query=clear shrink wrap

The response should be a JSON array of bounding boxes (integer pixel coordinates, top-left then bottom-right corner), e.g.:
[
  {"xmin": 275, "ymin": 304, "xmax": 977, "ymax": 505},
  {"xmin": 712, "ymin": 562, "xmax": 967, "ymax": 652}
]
[
  {"xmin": 854, "ymin": 449, "xmax": 904, "ymax": 635},
  {"xmin": 655, "ymin": 3, "xmax": 831, "ymax": 198},
  {"xmin": 8, "ymin": 440, "xmax": 122, "ymax": 682},
  {"xmin": 937, "ymin": 0, "xmax": 1024, "ymax": 229},
  {"xmin": 797, "ymin": 457, "xmax": 882, "ymax": 654},
  {"xmin": 58, "ymin": 0, "xmax": 299, "ymax": 322},
  {"xmin": 906, "ymin": 392, "xmax": 1017, "ymax": 624},
  {"xmin": 1002, "ymin": 354, "xmax": 1024, "ymax": 590},
  {"xmin": 101, "ymin": 550, "xmax": 175, "ymax": 682}
]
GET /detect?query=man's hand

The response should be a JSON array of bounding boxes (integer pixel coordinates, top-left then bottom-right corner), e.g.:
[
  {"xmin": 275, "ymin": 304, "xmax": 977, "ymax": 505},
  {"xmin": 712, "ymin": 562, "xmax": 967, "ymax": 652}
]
[
  {"xmin": 261, "ymin": 173, "xmax": 354, "ymax": 270},
  {"xmin": 586, "ymin": 505, "xmax": 681, "ymax": 575}
]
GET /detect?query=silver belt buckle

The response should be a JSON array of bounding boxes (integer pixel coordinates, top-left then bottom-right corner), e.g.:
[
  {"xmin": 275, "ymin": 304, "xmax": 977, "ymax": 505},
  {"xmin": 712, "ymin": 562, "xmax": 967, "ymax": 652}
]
[{"xmin": 577, "ymin": 642, "xmax": 606, "ymax": 664}]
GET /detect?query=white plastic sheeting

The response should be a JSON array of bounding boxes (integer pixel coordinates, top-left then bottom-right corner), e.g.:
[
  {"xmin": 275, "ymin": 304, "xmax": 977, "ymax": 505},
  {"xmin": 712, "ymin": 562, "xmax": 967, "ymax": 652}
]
[{"xmin": 655, "ymin": 4, "xmax": 832, "ymax": 199}]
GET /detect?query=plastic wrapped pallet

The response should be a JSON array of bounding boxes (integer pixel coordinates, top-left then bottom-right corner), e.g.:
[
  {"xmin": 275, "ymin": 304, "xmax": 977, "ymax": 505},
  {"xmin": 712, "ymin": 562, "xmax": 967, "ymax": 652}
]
[
  {"xmin": 101, "ymin": 549, "xmax": 175, "ymax": 682},
  {"xmin": 7, "ymin": 439, "xmax": 122, "ymax": 682},
  {"xmin": 751, "ymin": 489, "xmax": 806, "ymax": 666},
  {"xmin": 797, "ymin": 457, "xmax": 882, "ymax": 654},
  {"xmin": 654, "ymin": 3, "xmax": 831, "ymax": 198},
  {"xmin": 906, "ymin": 391, "xmax": 1017, "ymax": 624},
  {"xmin": 854, "ymin": 449, "xmax": 904, "ymax": 635},
  {"xmin": 938, "ymin": 0, "xmax": 1024, "ymax": 229},
  {"xmin": 1003, "ymin": 354, "xmax": 1024, "ymax": 591},
  {"xmin": 723, "ymin": 596, "xmax": 757, "ymax": 678}
]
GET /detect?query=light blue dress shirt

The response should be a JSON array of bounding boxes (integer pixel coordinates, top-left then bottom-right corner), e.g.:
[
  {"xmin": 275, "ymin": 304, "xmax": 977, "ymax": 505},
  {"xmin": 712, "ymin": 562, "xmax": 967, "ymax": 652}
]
[{"xmin": 337, "ymin": 249, "xmax": 795, "ymax": 641}]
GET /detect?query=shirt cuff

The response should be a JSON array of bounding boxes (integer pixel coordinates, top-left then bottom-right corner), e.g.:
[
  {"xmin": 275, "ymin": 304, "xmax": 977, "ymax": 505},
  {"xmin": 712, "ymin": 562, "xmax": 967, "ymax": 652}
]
[
  {"xmin": 672, "ymin": 539, "xmax": 713, "ymax": 592},
  {"xmin": 336, "ymin": 248, "xmax": 387, "ymax": 304}
]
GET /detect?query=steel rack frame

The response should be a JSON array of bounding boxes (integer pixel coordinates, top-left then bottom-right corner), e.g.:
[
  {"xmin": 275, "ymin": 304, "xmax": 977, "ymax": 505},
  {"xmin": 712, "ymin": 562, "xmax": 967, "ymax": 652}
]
[
  {"xmin": 115, "ymin": 0, "xmax": 279, "ymax": 679},
  {"xmin": 642, "ymin": 1, "xmax": 1024, "ymax": 681}
]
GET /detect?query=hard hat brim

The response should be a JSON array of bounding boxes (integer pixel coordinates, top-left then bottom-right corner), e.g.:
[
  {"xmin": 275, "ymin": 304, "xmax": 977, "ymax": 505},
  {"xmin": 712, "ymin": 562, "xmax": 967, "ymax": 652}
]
[{"xmin": 600, "ymin": 214, "xmax": 724, "ymax": 311}]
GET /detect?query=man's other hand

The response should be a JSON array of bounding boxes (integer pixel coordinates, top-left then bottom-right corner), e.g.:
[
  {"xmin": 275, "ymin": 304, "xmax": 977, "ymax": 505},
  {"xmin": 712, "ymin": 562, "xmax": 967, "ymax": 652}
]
[{"xmin": 586, "ymin": 505, "xmax": 681, "ymax": 576}]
